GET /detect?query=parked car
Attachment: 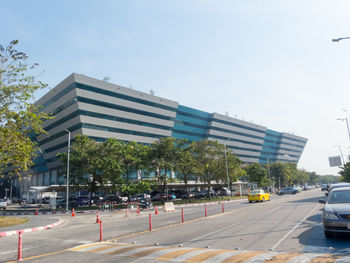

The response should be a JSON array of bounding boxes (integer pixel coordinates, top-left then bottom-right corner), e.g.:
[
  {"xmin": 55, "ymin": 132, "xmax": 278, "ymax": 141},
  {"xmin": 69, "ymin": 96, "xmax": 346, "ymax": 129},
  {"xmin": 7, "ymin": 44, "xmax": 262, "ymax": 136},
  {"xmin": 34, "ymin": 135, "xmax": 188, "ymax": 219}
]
[
  {"xmin": 181, "ymin": 191, "xmax": 196, "ymax": 200},
  {"xmin": 197, "ymin": 189, "xmax": 217, "ymax": 198},
  {"xmin": 277, "ymin": 187, "xmax": 298, "ymax": 195},
  {"xmin": 0, "ymin": 199, "xmax": 7, "ymax": 210},
  {"xmin": 326, "ymin": 183, "xmax": 350, "ymax": 196},
  {"xmin": 319, "ymin": 186, "xmax": 350, "ymax": 238},
  {"xmin": 321, "ymin": 184, "xmax": 328, "ymax": 191},
  {"xmin": 75, "ymin": 196, "xmax": 92, "ymax": 206},
  {"xmin": 151, "ymin": 193, "xmax": 175, "ymax": 202},
  {"xmin": 97, "ymin": 195, "xmax": 123, "ymax": 205},
  {"xmin": 130, "ymin": 193, "xmax": 151, "ymax": 202},
  {"xmin": 248, "ymin": 189, "xmax": 270, "ymax": 203},
  {"xmin": 56, "ymin": 198, "xmax": 77, "ymax": 208}
]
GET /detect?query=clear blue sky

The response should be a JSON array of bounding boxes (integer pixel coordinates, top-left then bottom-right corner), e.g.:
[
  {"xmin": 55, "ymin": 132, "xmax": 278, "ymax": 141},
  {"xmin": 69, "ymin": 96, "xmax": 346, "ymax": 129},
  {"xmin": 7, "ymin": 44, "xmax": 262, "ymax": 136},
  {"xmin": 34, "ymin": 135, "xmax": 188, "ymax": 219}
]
[{"xmin": 3, "ymin": 0, "xmax": 350, "ymax": 175}]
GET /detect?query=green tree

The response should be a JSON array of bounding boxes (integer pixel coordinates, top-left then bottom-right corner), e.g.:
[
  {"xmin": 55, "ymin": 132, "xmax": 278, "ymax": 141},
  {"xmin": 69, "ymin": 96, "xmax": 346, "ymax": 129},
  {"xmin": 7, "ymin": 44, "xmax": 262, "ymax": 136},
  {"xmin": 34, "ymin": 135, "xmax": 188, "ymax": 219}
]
[
  {"xmin": 57, "ymin": 135, "xmax": 104, "ymax": 204},
  {"xmin": 193, "ymin": 139, "xmax": 222, "ymax": 199},
  {"xmin": 339, "ymin": 160, "xmax": 350, "ymax": 182},
  {"xmin": 245, "ymin": 163, "xmax": 269, "ymax": 188},
  {"xmin": 0, "ymin": 40, "xmax": 51, "ymax": 176},
  {"xmin": 174, "ymin": 139, "xmax": 196, "ymax": 203},
  {"xmin": 121, "ymin": 141, "xmax": 150, "ymax": 184},
  {"xmin": 149, "ymin": 137, "xmax": 177, "ymax": 201}
]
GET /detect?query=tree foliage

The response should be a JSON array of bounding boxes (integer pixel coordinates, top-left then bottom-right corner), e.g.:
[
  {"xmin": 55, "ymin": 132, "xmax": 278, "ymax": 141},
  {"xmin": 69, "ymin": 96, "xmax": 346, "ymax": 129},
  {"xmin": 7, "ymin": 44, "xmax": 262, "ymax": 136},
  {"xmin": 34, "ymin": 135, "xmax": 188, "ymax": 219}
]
[{"xmin": 0, "ymin": 40, "xmax": 51, "ymax": 176}]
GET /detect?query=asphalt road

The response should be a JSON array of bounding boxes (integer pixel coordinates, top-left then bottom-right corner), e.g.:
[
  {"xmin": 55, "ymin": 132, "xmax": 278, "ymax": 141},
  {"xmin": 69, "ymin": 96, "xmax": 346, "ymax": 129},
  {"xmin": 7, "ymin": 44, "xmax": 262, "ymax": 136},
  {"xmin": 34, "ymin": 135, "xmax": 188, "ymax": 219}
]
[{"xmin": 1, "ymin": 189, "xmax": 349, "ymax": 263}]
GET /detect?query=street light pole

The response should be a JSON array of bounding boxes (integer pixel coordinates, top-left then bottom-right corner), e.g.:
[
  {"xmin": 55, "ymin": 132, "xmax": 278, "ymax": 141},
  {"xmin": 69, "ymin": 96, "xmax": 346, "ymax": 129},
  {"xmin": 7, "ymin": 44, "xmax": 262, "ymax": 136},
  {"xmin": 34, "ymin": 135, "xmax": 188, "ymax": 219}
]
[
  {"xmin": 65, "ymin": 129, "xmax": 71, "ymax": 212},
  {"xmin": 337, "ymin": 118, "xmax": 350, "ymax": 142},
  {"xmin": 224, "ymin": 143, "xmax": 230, "ymax": 192},
  {"xmin": 332, "ymin": 37, "xmax": 350, "ymax": 42},
  {"xmin": 335, "ymin": 145, "xmax": 346, "ymax": 166}
]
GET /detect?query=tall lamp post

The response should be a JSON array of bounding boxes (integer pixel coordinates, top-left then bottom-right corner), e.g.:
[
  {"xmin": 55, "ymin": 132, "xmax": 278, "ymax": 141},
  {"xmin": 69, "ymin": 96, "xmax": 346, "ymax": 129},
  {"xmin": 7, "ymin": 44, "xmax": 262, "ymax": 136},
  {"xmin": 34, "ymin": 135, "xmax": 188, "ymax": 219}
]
[
  {"xmin": 337, "ymin": 118, "xmax": 350, "ymax": 143},
  {"xmin": 65, "ymin": 129, "xmax": 71, "ymax": 212},
  {"xmin": 332, "ymin": 37, "xmax": 350, "ymax": 42},
  {"xmin": 334, "ymin": 145, "xmax": 345, "ymax": 166},
  {"xmin": 224, "ymin": 143, "xmax": 230, "ymax": 192}
]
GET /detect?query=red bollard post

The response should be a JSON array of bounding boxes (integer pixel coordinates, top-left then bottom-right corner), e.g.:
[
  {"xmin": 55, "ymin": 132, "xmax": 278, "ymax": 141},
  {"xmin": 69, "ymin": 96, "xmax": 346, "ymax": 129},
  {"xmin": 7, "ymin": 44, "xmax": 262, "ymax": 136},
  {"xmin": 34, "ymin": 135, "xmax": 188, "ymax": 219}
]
[
  {"xmin": 34, "ymin": 208, "xmax": 38, "ymax": 215},
  {"xmin": 205, "ymin": 204, "xmax": 207, "ymax": 217},
  {"xmin": 99, "ymin": 220, "xmax": 103, "ymax": 242},
  {"xmin": 149, "ymin": 213, "xmax": 152, "ymax": 231},
  {"xmin": 182, "ymin": 208, "xmax": 184, "ymax": 223},
  {"xmin": 18, "ymin": 230, "xmax": 23, "ymax": 261},
  {"xmin": 222, "ymin": 203, "xmax": 224, "ymax": 213}
]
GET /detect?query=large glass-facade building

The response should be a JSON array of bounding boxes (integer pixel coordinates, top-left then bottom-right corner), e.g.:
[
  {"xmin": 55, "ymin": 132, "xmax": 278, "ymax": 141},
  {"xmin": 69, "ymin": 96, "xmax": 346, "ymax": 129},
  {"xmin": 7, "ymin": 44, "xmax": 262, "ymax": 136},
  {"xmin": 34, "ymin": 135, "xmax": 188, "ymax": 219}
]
[{"xmin": 29, "ymin": 73, "xmax": 307, "ymax": 186}]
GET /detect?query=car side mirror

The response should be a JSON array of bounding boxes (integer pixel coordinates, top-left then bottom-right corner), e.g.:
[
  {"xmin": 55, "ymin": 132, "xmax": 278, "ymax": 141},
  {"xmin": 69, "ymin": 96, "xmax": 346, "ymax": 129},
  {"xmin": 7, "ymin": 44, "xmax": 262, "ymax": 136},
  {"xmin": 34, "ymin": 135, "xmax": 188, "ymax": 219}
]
[
  {"xmin": 319, "ymin": 199, "xmax": 326, "ymax": 204},
  {"xmin": 325, "ymin": 192, "xmax": 329, "ymax": 196}
]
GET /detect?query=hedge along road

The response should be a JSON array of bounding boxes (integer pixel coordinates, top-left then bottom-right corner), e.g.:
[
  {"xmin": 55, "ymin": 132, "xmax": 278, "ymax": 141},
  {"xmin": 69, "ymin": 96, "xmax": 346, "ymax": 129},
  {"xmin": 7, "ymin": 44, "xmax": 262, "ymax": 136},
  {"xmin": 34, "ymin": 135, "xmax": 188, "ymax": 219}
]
[{"xmin": 0, "ymin": 189, "xmax": 328, "ymax": 262}]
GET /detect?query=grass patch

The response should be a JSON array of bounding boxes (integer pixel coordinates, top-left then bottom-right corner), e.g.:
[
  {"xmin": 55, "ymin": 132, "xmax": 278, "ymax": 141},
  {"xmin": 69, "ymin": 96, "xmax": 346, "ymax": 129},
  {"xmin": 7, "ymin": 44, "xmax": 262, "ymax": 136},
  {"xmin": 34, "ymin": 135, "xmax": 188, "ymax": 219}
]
[{"xmin": 0, "ymin": 216, "xmax": 29, "ymax": 227}]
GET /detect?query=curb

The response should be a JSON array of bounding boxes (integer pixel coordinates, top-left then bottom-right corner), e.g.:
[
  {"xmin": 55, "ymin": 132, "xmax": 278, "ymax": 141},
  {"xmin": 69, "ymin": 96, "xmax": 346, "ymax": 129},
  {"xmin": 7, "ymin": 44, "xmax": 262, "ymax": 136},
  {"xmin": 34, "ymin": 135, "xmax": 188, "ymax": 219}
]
[
  {"xmin": 0, "ymin": 210, "xmax": 115, "ymax": 216},
  {"xmin": 174, "ymin": 197, "xmax": 246, "ymax": 208},
  {"xmin": 0, "ymin": 219, "xmax": 64, "ymax": 237}
]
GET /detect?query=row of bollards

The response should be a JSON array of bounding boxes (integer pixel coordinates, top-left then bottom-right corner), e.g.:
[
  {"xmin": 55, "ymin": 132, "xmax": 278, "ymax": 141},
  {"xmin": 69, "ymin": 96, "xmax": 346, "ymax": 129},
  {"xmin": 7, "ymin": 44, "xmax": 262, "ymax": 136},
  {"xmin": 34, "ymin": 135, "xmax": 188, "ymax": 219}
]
[{"xmin": 18, "ymin": 203, "xmax": 226, "ymax": 260}]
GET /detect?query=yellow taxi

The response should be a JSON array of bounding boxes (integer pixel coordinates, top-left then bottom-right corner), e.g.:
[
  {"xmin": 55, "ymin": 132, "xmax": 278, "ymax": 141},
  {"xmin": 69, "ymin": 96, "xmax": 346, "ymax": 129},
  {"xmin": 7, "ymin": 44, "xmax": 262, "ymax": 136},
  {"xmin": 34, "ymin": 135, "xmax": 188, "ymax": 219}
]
[{"xmin": 248, "ymin": 189, "xmax": 270, "ymax": 203}]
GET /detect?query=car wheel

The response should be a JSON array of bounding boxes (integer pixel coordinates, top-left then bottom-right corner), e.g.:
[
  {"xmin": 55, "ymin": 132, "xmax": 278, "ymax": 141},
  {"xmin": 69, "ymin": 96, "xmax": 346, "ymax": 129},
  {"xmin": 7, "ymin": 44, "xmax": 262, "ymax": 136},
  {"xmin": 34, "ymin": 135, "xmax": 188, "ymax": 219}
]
[
  {"xmin": 324, "ymin": 231, "xmax": 333, "ymax": 238},
  {"xmin": 249, "ymin": 201, "xmax": 252, "ymax": 203}
]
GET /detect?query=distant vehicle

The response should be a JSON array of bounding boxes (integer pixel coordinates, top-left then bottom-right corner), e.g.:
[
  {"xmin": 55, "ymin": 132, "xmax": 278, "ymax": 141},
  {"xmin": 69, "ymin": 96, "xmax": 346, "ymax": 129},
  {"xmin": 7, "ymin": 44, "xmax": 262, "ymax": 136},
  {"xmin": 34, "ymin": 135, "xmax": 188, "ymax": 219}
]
[
  {"xmin": 138, "ymin": 198, "xmax": 153, "ymax": 210},
  {"xmin": 97, "ymin": 195, "xmax": 124, "ymax": 205},
  {"xmin": 151, "ymin": 193, "xmax": 175, "ymax": 202},
  {"xmin": 321, "ymin": 184, "xmax": 328, "ymax": 191},
  {"xmin": 181, "ymin": 191, "xmax": 196, "ymax": 200},
  {"xmin": 325, "ymin": 183, "xmax": 350, "ymax": 196},
  {"xmin": 198, "ymin": 189, "xmax": 217, "ymax": 198},
  {"xmin": 248, "ymin": 189, "xmax": 270, "ymax": 203},
  {"xmin": 75, "ymin": 196, "xmax": 92, "ymax": 206},
  {"xmin": 0, "ymin": 199, "xmax": 7, "ymax": 210},
  {"xmin": 130, "ymin": 194, "xmax": 150, "ymax": 202},
  {"xmin": 56, "ymin": 198, "xmax": 76, "ymax": 208},
  {"xmin": 319, "ymin": 186, "xmax": 350, "ymax": 238},
  {"xmin": 277, "ymin": 187, "xmax": 298, "ymax": 195}
]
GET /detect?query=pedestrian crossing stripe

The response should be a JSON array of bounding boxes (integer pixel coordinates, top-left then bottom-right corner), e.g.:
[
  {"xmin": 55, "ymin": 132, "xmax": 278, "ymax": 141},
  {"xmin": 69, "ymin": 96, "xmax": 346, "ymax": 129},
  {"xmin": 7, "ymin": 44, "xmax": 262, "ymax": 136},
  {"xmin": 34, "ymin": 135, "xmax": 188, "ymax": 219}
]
[{"xmin": 68, "ymin": 242, "xmax": 349, "ymax": 263}]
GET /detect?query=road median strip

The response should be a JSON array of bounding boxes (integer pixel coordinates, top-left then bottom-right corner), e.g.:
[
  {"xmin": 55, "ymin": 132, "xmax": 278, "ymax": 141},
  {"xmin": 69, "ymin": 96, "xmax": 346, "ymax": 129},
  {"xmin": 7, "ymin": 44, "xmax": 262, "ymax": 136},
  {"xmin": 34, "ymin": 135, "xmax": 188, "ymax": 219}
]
[{"xmin": 0, "ymin": 219, "xmax": 64, "ymax": 237}]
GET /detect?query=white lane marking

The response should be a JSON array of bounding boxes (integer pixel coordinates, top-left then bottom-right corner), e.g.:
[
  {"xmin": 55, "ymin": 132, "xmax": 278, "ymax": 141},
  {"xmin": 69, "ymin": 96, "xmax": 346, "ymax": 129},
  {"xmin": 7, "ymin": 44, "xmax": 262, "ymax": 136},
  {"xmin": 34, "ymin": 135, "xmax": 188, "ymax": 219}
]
[
  {"xmin": 0, "ymin": 247, "xmax": 32, "ymax": 255},
  {"xmin": 186, "ymin": 204, "xmax": 282, "ymax": 244},
  {"xmin": 270, "ymin": 204, "xmax": 320, "ymax": 251}
]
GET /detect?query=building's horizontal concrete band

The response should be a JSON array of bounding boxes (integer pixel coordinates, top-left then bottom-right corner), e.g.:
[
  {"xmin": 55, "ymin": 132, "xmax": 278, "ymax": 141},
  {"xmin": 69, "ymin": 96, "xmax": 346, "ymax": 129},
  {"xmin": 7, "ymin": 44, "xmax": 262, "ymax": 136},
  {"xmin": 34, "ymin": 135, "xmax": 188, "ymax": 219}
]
[
  {"xmin": 212, "ymin": 112, "xmax": 267, "ymax": 132},
  {"xmin": 282, "ymin": 132, "xmax": 307, "ymax": 142},
  {"xmin": 74, "ymin": 73, "xmax": 179, "ymax": 109},
  {"xmin": 82, "ymin": 128, "xmax": 159, "ymax": 144},
  {"xmin": 280, "ymin": 137, "xmax": 307, "ymax": 148},
  {"xmin": 219, "ymin": 140, "xmax": 263, "ymax": 151},
  {"xmin": 79, "ymin": 102, "xmax": 175, "ymax": 127},
  {"xmin": 80, "ymin": 115, "xmax": 172, "ymax": 137},
  {"xmin": 210, "ymin": 121, "xmax": 266, "ymax": 138},
  {"xmin": 76, "ymin": 89, "xmax": 177, "ymax": 119},
  {"xmin": 208, "ymin": 130, "xmax": 264, "ymax": 145},
  {"xmin": 231, "ymin": 149, "xmax": 261, "ymax": 157},
  {"xmin": 278, "ymin": 143, "xmax": 304, "ymax": 152}
]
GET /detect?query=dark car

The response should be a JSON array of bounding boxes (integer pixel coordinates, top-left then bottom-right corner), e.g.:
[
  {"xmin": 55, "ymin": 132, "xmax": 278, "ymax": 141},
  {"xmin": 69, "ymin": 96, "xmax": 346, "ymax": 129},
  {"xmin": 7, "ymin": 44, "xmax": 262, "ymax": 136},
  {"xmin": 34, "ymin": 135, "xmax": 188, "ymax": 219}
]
[
  {"xmin": 319, "ymin": 186, "xmax": 350, "ymax": 238},
  {"xmin": 75, "ymin": 196, "xmax": 92, "ymax": 206},
  {"xmin": 325, "ymin": 183, "xmax": 350, "ymax": 196},
  {"xmin": 198, "ymin": 189, "xmax": 217, "ymax": 198},
  {"xmin": 277, "ymin": 187, "xmax": 298, "ymax": 195},
  {"xmin": 97, "ymin": 195, "xmax": 123, "ymax": 205},
  {"xmin": 56, "ymin": 198, "xmax": 77, "ymax": 208}
]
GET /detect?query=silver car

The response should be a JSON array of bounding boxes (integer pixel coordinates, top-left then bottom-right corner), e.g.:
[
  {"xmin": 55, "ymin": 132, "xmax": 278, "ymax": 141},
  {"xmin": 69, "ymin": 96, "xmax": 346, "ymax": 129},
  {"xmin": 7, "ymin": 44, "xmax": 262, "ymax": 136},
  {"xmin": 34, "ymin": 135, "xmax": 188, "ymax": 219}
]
[
  {"xmin": 319, "ymin": 186, "xmax": 350, "ymax": 238},
  {"xmin": 0, "ymin": 199, "xmax": 7, "ymax": 210}
]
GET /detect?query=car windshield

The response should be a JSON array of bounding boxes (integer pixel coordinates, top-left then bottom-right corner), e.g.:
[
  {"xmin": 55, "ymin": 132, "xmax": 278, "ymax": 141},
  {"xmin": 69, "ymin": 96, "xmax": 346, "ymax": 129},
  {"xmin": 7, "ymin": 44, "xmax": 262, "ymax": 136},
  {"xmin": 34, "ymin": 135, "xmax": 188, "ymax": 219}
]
[
  {"xmin": 251, "ymin": 190, "xmax": 262, "ymax": 194},
  {"xmin": 328, "ymin": 190, "xmax": 350, "ymax": 204}
]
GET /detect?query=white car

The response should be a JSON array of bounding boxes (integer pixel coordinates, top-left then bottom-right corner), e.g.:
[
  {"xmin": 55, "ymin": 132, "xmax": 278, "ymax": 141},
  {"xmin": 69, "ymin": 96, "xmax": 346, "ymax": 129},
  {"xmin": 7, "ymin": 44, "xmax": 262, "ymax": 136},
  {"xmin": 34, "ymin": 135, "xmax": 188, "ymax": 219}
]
[{"xmin": 0, "ymin": 199, "xmax": 7, "ymax": 210}]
